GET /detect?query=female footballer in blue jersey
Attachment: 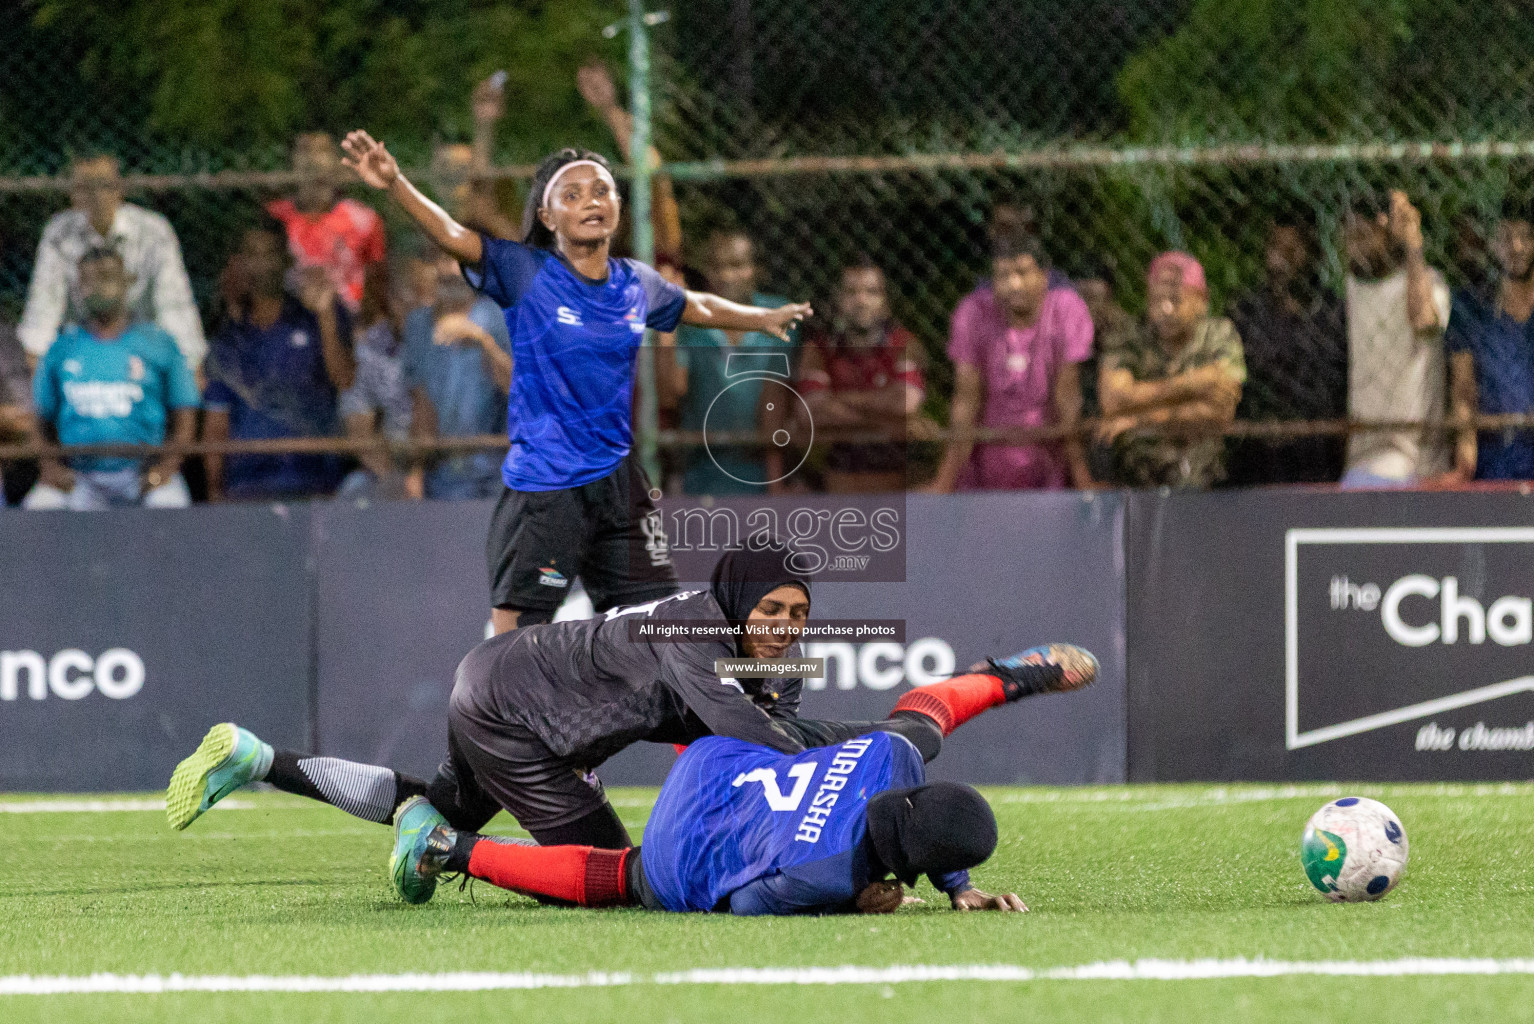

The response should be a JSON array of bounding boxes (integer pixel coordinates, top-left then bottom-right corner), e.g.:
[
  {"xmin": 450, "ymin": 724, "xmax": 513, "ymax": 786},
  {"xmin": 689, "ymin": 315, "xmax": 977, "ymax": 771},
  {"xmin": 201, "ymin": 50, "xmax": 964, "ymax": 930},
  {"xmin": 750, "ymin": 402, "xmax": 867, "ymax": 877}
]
[
  {"xmin": 341, "ymin": 130, "xmax": 812, "ymax": 633},
  {"xmin": 389, "ymin": 733, "xmax": 1028, "ymax": 916}
]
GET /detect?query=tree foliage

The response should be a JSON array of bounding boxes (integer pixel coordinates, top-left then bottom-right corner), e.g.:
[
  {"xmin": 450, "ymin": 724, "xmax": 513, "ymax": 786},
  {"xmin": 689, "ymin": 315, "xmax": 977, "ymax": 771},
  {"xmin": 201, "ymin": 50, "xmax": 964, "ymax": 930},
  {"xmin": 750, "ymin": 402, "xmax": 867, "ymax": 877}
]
[
  {"xmin": 1117, "ymin": 0, "xmax": 1534, "ymax": 144},
  {"xmin": 32, "ymin": 0, "xmax": 625, "ymax": 165}
]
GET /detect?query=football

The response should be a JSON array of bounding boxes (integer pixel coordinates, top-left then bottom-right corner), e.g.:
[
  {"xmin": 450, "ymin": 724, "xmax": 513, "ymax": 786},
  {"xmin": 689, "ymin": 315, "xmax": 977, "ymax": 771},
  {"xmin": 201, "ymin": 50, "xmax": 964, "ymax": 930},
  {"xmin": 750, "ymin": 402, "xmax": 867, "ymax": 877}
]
[{"xmin": 1301, "ymin": 797, "xmax": 1409, "ymax": 902}]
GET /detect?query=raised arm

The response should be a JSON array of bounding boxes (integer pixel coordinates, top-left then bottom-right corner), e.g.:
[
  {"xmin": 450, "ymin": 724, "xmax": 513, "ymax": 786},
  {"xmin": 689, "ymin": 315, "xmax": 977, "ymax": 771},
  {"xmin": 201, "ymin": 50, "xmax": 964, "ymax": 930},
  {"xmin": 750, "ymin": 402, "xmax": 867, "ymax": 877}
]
[
  {"xmin": 341, "ymin": 130, "xmax": 483, "ymax": 266},
  {"xmin": 682, "ymin": 292, "xmax": 811, "ymax": 342},
  {"xmin": 297, "ymin": 269, "xmax": 356, "ymax": 391},
  {"xmin": 1389, "ymin": 190, "xmax": 1442, "ymax": 334},
  {"xmin": 578, "ymin": 62, "xmax": 684, "ymax": 261}
]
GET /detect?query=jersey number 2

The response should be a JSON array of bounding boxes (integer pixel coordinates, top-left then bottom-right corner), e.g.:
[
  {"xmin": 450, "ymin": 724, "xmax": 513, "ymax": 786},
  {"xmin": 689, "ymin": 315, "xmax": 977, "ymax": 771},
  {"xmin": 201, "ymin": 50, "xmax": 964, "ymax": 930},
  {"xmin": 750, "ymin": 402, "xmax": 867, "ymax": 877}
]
[{"xmin": 732, "ymin": 763, "xmax": 816, "ymax": 812}]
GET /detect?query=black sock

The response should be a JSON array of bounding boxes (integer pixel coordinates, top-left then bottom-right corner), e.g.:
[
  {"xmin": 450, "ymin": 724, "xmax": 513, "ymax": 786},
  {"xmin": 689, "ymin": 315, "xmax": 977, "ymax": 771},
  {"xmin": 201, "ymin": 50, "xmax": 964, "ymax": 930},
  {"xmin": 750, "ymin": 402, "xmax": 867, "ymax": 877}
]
[
  {"xmin": 447, "ymin": 830, "xmax": 482, "ymax": 874},
  {"xmin": 446, "ymin": 831, "xmax": 535, "ymax": 874},
  {"xmin": 530, "ymin": 802, "xmax": 632, "ymax": 848},
  {"xmin": 883, "ymin": 712, "xmax": 945, "ymax": 763},
  {"xmin": 265, "ymin": 751, "xmax": 424, "ymax": 824}
]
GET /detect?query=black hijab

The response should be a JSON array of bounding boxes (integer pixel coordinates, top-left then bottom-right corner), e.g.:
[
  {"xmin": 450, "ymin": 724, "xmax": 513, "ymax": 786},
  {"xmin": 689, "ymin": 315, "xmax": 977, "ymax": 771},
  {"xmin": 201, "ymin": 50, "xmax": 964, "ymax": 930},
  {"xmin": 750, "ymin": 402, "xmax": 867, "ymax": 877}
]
[
  {"xmin": 709, "ymin": 538, "xmax": 813, "ymax": 651},
  {"xmin": 865, "ymin": 782, "xmax": 998, "ymax": 886}
]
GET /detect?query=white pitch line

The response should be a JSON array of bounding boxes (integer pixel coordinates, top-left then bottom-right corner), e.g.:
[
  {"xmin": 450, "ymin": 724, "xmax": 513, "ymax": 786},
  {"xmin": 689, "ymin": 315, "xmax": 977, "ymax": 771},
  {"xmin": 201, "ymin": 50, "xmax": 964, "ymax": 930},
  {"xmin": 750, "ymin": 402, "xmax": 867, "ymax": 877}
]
[
  {"xmin": 0, "ymin": 799, "xmax": 255, "ymax": 814},
  {"xmin": 7, "ymin": 785, "xmax": 1534, "ymax": 816},
  {"xmin": 6, "ymin": 959, "xmax": 1534, "ymax": 995},
  {"xmin": 993, "ymin": 783, "xmax": 1534, "ymax": 808}
]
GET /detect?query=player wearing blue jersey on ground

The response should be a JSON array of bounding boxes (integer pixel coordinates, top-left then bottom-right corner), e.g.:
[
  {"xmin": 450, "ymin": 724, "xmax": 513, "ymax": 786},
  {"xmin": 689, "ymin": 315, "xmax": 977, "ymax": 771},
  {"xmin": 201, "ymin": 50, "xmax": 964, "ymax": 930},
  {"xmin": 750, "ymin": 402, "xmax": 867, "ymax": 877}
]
[
  {"xmin": 393, "ymin": 731, "xmax": 1025, "ymax": 915},
  {"xmin": 340, "ymin": 130, "xmax": 812, "ymax": 634},
  {"xmin": 169, "ymin": 539, "xmax": 1094, "ymax": 859}
]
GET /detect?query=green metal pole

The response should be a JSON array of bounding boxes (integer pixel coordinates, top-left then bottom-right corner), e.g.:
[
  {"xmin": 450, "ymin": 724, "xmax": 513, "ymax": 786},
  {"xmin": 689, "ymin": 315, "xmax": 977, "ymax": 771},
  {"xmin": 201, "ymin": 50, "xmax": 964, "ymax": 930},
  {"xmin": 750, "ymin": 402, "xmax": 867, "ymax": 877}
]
[{"xmin": 628, "ymin": 0, "xmax": 660, "ymax": 486}]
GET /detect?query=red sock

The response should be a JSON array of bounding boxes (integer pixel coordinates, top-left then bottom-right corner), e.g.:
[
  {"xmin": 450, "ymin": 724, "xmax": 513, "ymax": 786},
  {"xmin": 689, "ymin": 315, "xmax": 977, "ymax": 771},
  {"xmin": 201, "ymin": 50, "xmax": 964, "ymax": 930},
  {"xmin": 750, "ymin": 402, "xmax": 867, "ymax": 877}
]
[
  {"xmin": 467, "ymin": 841, "xmax": 633, "ymax": 907},
  {"xmin": 892, "ymin": 673, "xmax": 1005, "ymax": 736}
]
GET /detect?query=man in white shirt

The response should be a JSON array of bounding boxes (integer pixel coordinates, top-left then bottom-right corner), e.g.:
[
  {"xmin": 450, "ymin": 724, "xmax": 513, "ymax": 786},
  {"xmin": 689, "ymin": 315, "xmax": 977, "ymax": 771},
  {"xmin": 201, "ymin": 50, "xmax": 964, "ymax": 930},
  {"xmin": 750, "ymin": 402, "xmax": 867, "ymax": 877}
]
[
  {"xmin": 18, "ymin": 153, "xmax": 206, "ymax": 373},
  {"xmin": 1342, "ymin": 190, "xmax": 1451, "ymax": 487}
]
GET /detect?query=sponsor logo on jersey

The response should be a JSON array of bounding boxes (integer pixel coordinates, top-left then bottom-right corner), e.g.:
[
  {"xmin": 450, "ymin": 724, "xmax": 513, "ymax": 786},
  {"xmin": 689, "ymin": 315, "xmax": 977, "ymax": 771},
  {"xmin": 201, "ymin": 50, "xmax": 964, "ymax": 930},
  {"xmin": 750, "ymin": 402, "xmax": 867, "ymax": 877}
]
[
  {"xmin": 127, "ymin": 355, "xmax": 145, "ymax": 381},
  {"xmin": 290, "ymin": 330, "xmax": 309, "ymax": 348},
  {"xmin": 538, "ymin": 567, "xmax": 570, "ymax": 588},
  {"xmin": 556, "ymin": 306, "xmax": 583, "ymax": 327},
  {"xmin": 62, "ymin": 380, "xmax": 143, "ymax": 418}
]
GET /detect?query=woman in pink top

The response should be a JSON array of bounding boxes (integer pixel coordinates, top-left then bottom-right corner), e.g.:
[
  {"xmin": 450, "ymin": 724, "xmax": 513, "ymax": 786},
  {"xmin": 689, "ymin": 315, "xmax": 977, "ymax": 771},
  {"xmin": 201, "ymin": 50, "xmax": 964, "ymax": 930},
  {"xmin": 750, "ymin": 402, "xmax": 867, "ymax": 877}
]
[{"xmin": 928, "ymin": 228, "xmax": 1095, "ymax": 491}]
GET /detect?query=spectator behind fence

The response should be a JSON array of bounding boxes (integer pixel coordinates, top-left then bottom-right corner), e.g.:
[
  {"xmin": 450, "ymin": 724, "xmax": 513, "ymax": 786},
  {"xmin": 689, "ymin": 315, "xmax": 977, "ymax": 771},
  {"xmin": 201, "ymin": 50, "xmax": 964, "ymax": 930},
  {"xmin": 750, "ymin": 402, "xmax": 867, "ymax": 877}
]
[
  {"xmin": 1073, "ymin": 269, "xmax": 1131, "ymax": 424},
  {"xmin": 1445, "ymin": 199, "xmax": 1534, "ymax": 481},
  {"xmin": 929, "ymin": 227, "xmax": 1093, "ymax": 492},
  {"xmin": 1225, "ymin": 221, "xmax": 1347, "ymax": 484},
  {"xmin": 0, "ymin": 248, "xmax": 29, "ymax": 500},
  {"xmin": 22, "ymin": 247, "xmax": 197, "ymax": 510},
  {"xmin": 578, "ymin": 61, "xmax": 685, "ymax": 268},
  {"xmin": 18, "ymin": 153, "xmax": 205, "ymax": 373},
  {"xmin": 267, "ymin": 132, "xmax": 387, "ymax": 313},
  {"xmin": 203, "ymin": 220, "xmax": 355, "ymax": 501},
  {"xmin": 402, "ymin": 254, "xmax": 513, "ymax": 501},
  {"xmin": 797, "ymin": 261, "xmax": 926, "ymax": 493},
  {"xmin": 658, "ymin": 229, "xmax": 796, "ymax": 495},
  {"xmin": 1341, "ymin": 190, "xmax": 1451, "ymax": 488},
  {"xmin": 1098, "ymin": 252, "xmax": 1246, "ymax": 488},
  {"xmin": 421, "ymin": 74, "xmax": 522, "ymax": 242},
  {"xmin": 336, "ymin": 260, "xmax": 415, "ymax": 499},
  {"xmin": 1451, "ymin": 212, "xmax": 1496, "ymax": 297}
]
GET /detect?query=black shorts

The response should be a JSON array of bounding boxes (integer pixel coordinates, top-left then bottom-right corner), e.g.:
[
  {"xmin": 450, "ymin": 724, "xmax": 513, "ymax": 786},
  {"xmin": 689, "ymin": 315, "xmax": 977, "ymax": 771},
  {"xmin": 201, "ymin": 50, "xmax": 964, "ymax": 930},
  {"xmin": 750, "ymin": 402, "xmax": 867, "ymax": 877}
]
[
  {"xmin": 486, "ymin": 453, "xmax": 679, "ymax": 615},
  {"xmin": 429, "ymin": 682, "xmax": 618, "ymax": 837}
]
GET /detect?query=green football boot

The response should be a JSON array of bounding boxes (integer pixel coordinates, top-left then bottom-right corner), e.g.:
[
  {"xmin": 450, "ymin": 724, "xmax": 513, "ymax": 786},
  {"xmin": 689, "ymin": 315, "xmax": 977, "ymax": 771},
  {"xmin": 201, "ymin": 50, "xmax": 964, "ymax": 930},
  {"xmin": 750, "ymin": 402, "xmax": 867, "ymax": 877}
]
[
  {"xmin": 166, "ymin": 722, "xmax": 273, "ymax": 831},
  {"xmin": 390, "ymin": 795, "xmax": 454, "ymax": 905}
]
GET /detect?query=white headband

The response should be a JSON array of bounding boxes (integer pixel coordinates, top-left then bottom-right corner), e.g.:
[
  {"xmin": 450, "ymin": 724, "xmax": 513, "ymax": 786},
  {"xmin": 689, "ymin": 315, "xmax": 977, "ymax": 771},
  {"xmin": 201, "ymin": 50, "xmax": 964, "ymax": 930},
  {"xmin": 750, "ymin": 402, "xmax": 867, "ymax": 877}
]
[{"xmin": 541, "ymin": 160, "xmax": 618, "ymax": 210}]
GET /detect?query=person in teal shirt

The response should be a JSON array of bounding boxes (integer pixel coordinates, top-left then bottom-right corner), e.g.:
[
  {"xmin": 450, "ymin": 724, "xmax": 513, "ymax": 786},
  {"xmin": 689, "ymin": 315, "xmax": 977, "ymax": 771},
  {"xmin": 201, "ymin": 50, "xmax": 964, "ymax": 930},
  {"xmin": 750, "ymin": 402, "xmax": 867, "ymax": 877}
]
[
  {"xmin": 658, "ymin": 230, "xmax": 798, "ymax": 495},
  {"xmin": 24, "ymin": 246, "xmax": 200, "ymax": 510}
]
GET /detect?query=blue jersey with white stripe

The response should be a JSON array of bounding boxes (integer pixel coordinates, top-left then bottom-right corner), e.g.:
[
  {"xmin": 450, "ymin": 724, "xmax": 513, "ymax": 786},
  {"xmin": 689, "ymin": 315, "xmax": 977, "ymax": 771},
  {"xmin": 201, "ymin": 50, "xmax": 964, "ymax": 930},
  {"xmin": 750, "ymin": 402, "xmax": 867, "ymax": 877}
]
[
  {"xmin": 463, "ymin": 237, "xmax": 687, "ymax": 491},
  {"xmin": 641, "ymin": 732, "xmax": 928, "ymax": 913}
]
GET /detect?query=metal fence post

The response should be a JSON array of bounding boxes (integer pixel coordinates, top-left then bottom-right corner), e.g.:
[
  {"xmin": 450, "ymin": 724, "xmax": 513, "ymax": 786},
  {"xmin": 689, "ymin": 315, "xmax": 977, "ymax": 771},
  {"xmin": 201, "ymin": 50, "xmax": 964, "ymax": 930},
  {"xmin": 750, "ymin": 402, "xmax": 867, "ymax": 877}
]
[{"xmin": 628, "ymin": 0, "xmax": 660, "ymax": 486}]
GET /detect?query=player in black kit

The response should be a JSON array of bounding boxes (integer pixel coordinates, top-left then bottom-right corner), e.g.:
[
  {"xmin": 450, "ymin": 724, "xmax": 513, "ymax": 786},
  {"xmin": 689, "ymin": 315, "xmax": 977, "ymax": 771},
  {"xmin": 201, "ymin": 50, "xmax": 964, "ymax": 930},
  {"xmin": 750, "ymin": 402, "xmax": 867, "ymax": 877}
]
[{"xmin": 168, "ymin": 540, "xmax": 1098, "ymax": 850}]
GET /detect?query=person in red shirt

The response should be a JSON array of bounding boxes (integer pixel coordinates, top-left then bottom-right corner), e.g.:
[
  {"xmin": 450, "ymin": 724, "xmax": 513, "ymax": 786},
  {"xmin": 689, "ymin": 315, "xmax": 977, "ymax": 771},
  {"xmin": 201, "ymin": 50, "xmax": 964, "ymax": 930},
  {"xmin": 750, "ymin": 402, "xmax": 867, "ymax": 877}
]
[
  {"xmin": 267, "ymin": 132, "xmax": 387, "ymax": 313},
  {"xmin": 798, "ymin": 261, "xmax": 926, "ymax": 493}
]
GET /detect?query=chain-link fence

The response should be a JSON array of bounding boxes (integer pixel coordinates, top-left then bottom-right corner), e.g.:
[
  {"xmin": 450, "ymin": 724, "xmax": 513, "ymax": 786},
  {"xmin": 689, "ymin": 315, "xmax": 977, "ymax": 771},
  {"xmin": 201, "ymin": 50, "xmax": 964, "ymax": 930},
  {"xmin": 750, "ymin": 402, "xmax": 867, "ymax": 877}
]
[
  {"xmin": 4, "ymin": 0, "xmax": 1534, "ymax": 488},
  {"xmin": 654, "ymin": 3, "xmax": 1531, "ymax": 379}
]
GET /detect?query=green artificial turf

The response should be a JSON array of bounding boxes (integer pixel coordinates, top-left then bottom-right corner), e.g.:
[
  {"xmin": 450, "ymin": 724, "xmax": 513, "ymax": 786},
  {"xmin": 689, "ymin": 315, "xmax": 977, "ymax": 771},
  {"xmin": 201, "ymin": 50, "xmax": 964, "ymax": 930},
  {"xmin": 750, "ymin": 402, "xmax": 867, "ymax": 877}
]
[{"xmin": 4, "ymin": 782, "xmax": 1534, "ymax": 1023}]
